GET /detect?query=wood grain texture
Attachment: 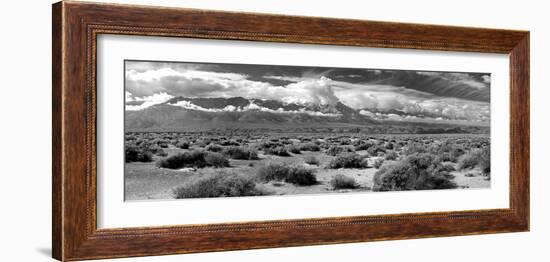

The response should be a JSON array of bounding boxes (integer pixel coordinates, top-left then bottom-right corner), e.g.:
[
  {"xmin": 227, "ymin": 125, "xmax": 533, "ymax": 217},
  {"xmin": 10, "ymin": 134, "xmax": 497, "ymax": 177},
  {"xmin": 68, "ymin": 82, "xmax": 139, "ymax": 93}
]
[
  {"xmin": 52, "ymin": 2, "xmax": 63, "ymax": 260},
  {"xmin": 52, "ymin": 1, "xmax": 530, "ymax": 261}
]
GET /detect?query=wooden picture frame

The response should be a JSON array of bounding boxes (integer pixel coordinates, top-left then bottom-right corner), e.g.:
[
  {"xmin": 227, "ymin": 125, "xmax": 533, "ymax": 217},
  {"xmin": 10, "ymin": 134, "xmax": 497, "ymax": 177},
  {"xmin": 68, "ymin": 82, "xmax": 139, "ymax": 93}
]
[{"xmin": 52, "ymin": 1, "xmax": 529, "ymax": 261}]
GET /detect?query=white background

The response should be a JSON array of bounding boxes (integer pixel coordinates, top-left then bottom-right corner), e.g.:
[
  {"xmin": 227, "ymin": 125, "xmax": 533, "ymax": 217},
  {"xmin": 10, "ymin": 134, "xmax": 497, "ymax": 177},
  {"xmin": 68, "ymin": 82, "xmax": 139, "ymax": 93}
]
[
  {"xmin": 0, "ymin": 0, "xmax": 546, "ymax": 261},
  {"xmin": 98, "ymin": 35, "xmax": 509, "ymax": 228}
]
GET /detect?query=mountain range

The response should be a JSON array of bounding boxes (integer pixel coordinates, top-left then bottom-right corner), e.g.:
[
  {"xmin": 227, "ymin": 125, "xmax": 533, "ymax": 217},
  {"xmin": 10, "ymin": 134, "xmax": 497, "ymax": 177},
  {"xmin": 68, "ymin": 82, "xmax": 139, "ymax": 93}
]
[
  {"xmin": 125, "ymin": 96, "xmax": 377, "ymax": 131},
  {"xmin": 125, "ymin": 96, "xmax": 489, "ymax": 134}
]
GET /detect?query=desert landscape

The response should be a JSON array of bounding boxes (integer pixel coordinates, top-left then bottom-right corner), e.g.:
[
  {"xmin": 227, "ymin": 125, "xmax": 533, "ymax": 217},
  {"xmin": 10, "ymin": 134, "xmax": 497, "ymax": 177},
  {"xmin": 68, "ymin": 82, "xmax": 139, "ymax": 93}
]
[
  {"xmin": 125, "ymin": 131, "xmax": 490, "ymax": 200},
  {"xmin": 124, "ymin": 60, "xmax": 491, "ymax": 200}
]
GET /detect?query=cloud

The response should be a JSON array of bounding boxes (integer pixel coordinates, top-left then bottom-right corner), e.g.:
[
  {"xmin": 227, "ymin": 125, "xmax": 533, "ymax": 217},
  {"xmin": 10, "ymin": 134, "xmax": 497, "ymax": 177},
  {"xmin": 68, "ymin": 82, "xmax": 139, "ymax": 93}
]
[
  {"xmin": 125, "ymin": 91, "xmax": 134, "ymax": 102},
  {"xmin": 170, "ymin": 100, "xmax": 341, "ymax": 117},
  {"xmin": 125, "ymin": 62, "xmax": 491, "ymax": 123},
  {"xmin": 125, "ymin": 92, "xmax": 174, "ymax": 111},
  {"xmin": 127, "ymin": 68, "xmax": 341, "ymax": 106},
  {"xmin": 380, "ymin": 71, "xmax": 492, "ymax": 101}
]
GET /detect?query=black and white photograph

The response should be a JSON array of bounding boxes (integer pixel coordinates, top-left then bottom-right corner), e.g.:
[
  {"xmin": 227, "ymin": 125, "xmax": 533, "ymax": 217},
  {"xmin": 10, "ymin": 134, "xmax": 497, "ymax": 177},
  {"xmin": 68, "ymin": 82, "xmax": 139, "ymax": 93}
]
[{"xmin": 124, "ymin": 60, "xmax": 491, "ymax": 200}]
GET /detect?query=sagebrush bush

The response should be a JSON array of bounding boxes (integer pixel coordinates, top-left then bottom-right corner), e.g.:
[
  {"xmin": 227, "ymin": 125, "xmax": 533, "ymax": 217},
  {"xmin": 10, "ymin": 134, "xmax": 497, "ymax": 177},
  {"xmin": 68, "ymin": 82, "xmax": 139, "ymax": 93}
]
[
  {"xmin": 155, "ymin": 148, "xmax": 168, "ymax": 157},
  {"xmin": 328, "ymin": 153, "xmax": 368, "ymax": 169},
  {"xmin": 157, "ymin": 150, "xmax": 229, "ymax": 169},
  {"xmin": 257, "ymin": 163, "xmax": 317, "ymax": 186},
  {"xmin": 330, "ymin": 174, "xmax": 358, "ymax": 189},
  {"xmin": 458, "ymin": 147, "xmax": 490, "ymax": 174},
  {"xmin": 373, "ymin": 153, "xmax": 457, "ymax": 191},
  {"xmin": 257, "ymin": 163, "xmax": 289, "ymax": 181},
  {"xmin": 477, "ymin": 147, "xmax": 490, "ymax": 175},
  {"xmin": 285, "ymin": 166, "xmax": 317, "ymax": 185},
  {"xmin": 436, "ymin": 152, "xmax": 457, "ymax": 163},
  {"xmin": 326, "ymin": 146, "xmax": 354, "ymax": 156},
  {"xmin": 367, "ymin": 145, "xmax": 386, "ymax": 156},
  {"xmin": 219, "ymin": 140, "xmax": 240, "ymax": 146},
  {"xmin": 205, "ymin": 143, "xmax": 224, "ymax": 153},
  {"xmin": 193, "ymin": 140, "xmax": 210, "ymax": 148},
  {"xmin": 402, "ymin": 143, "xmax": 427, "ymax": 155},
  {"xmin": 353, "ymin": 142, "xmax": 373, "ymax": 151},
  {"xmin": 436, "ymin": 163, "xmax": 456, "ymax": 173},
  {"xmin": 173, "ymin": 174, "xmax": 267, "ymax": 198},
  {"xmin": 303, "ymin": 155, "xmax": 320, "ymax": 165},
  {"xmin": 204, "ymin": 152, "xmax": 230, "ymax": 168},
  {"xmin": 299, "ymin": 142, "xmax": 321, "ymax": 152},
  {"xmin": 156, "ymin": 140, "xmax": 169, "ymax": 148},
  {"xmin": 373, "ymin": 158, "xmax": 385, "ymax": 169},
  {"xmin": 451, "ymin": 147, "xmax": 466, "ymax": 158},
  {"xmin": 175, "ymin": 141, "xmax": 189, "ymax": 149},
  {"xmin": 223, "ymin": 146, "xmax": 259, "ymax": 160},
  {"xmin": 125, "ymin": 146, "xmax": 153, "ymax": 163},
  {"xmin": 457, "ymin": 151, "xmax": 479, "ymax": 170},
  {"xmin": 157, "ymin": 150, "xmax": 207, "ymax": 169},
  {"xmin": 258, "ymin": 141, "xmax": 282, "ymax": 150},
  {"xmin": 147, "ymin": 145, "xmax": 165, "ymax": 155},
  {"xmin": 264, "ymin": 146, "xmax": 291, "ymax": 157},
  {"xmin": 286, "ymin": 145, "xmax": 301, "ymax": 154},
  {"xmin": 384, "ymin": 150, "xmax": 398, "ymax": 160}
]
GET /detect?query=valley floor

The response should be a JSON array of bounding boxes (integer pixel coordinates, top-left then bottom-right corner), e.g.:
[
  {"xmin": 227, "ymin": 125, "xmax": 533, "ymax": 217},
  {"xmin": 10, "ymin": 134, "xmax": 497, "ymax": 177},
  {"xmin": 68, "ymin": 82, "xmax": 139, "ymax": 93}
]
[{"xmin": 125, "ymin": 148, "xmax": 490, "ymax": 201}]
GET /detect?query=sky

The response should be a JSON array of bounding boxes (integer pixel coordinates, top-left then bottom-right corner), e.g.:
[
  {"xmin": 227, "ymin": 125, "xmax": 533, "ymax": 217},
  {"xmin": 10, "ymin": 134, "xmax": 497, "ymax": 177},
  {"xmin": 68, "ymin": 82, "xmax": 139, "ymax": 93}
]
[{"xmin": 125, "ymin": 60, "xmax": 491, "ymax": 125}]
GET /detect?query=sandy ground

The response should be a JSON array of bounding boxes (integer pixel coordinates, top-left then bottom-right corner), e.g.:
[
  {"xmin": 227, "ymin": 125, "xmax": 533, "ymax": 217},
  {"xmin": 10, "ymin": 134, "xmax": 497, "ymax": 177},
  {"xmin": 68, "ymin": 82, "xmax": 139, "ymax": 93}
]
[{"xmin": 125, "ymin": 146, "xmax": 490, "ymax": 201}]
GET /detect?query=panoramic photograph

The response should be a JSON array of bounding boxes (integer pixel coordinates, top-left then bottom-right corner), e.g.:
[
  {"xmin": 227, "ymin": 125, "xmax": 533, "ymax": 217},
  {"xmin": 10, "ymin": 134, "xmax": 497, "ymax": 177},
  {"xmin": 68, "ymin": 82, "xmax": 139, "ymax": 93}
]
[{"xmin": 124, "ymin": 60, "xmax": 491, "ymax": 201}]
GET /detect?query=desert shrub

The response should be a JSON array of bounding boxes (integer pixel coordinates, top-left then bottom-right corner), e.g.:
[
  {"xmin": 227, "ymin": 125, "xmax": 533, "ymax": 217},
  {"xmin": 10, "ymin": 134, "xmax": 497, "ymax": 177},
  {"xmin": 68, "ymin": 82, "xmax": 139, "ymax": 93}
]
[
  {"xmin": 286, "ymin": 145, "xmax": 301, "ymax": 154},
  {"xmin": 285, "ymin": 166, "xmax": 317, "ymax": 185},
  {"xmin": 451, "ymin": 147, "xmax": 466, "ymax": 158},
  {"xmin": 402, "ymin": 143, "xmax": 427, "ymax": 155},
  {"xmin": 299, "ymin": 142, "xmax": 321, "ymax": 152},
  {"xmin": 223, "ymin": 146, "xmax": 259, "ymax": 160},
  {"xmin": 478, "ymin": 147, "xmax": 491, "ymax": 175},
  {"xmin": 157, "ymin": 150, "xmax": 207, "ymax": 169},
  {"xmin": 205, "ymin": 143, "xmax": 224, "ymax": 153},
  {"xmin": 219, "ymin": 140, "xmax": 240, "ymax": 146},
  {"xmin": 175, "ymin": 140, "xmax": 189, "ymax": 149},
  {"xmin": 458, "ymin": 147, "xmax": 490, "ymax": 174},
  {"xmin": 259, "ymin": 141, "xmax": 282, "ymax": 150},
  {"xmin": 385, "ymin": 150, "xmax": 398, "ymax": 160},
  {"xmin": 303, "ymin": 155, "xmax": 320, "ymax": 165},
  {"xmin": 264, "ymin": 146, "xmax": 291, "ymax": 157},
  {"xmin": 338, "ymin": 138, "xmax": 352, "ymax": 145},
  {"xmin": 155, "ymin": 148, "xmax": 168, "ymax": 157},
  {"xmin": 354, "ymin": 141, "xmax": 374, "ymax": 151},
  {"xmin": 173, "ymin": 174, "xmax": 267, "ymax": 199},
  {"xmin": 204, "ymin": 152, "xmax": 230, "ymax": 168},
  {"xmin": 330, "ymin": 174, "xmax": 358, "ymax": 189},
  {"xmin": 155, "ymin": 140, "xmax": 169, "ymax": 148},
  {"xmin": 147, "ymin": 144, "xmax": 165, "ymax": 155},
  {"xmin": 257, "ymin": 163, "xmax": 317, "ymax": 186},
  {"xmin": 193, "ymin": 139, "xmax": 211, "ymax": 148},
  {"xmin": 373, "ymin": 153, "xmax": 457, "ymax": 191},
  {"xmin": 125, "ymin": 146, "xmax": 153, "ymax": 162},
  {"xmin": 367, "ymin": 145, "xmax": 386, "ymax": 156},
  {"xmin": 328, "ymin": 153, "xmax": 368, "ymax": 169},
  {"xmin": 437, "ymin": 163, "xmax": 456, "ymax": 172},
  {"xmin": 457, "ymin": 151, "xmax": 479, "ymax": 170},
  {"xmin": 373, "ymin": 158, "xmax": 385, "ymax": 169},
  {"xmin": 257, "ymin": 163, "xmax": 289, "ymax": 181},
  {"xmin": 326, "ymin": 146, "xmax": 354, "ymax": 156},
  {"xmin": 436, "ymin": 152, "xmax": 457, "ymax": 163}
]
